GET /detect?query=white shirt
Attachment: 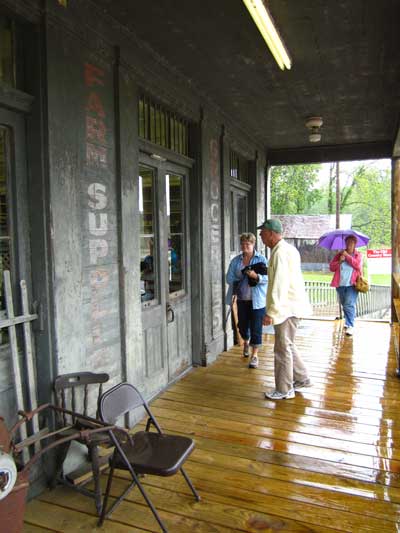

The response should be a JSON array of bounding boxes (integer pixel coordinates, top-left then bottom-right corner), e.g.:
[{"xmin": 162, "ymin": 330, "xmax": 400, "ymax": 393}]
[{"xmin": 266, "ymin": 239, "xmax": 311, "ymax": 325}]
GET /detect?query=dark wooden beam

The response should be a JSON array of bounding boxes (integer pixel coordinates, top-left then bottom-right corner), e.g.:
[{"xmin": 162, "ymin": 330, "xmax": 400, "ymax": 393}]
[
  {"xmin": 392, "ymin": 121, "xmax": 400, "ymax": 157},
  {"xmin": 267, "ymin": 141, "xmax": 392, "ymax": 166}
]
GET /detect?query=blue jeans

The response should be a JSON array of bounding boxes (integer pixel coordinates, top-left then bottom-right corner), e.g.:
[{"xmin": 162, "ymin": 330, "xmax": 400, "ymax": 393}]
[
  {"xmin": 336, "ymin": 286, "xmax": 358, "ymax": 327},
  {"xmin": 237, "ymin": 300, "xmax": 265, "ymax": 347}
]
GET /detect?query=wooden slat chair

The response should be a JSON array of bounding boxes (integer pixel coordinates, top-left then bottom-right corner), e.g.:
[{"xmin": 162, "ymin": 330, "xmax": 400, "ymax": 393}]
[
  {"xmin": 53, "ymin": 372, "xmax": 110, "ymax": 515},
  {"xmin": 98, "ymin": 382, "xmax": 200, "ymax": 533},
  {"xmin": 0, "ymin": 404, "xmax": 115, "ymax": 533}
]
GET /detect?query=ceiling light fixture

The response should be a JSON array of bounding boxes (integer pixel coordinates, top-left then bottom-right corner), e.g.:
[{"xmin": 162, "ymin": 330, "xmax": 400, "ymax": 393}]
[
  {"xmin": 305, "ymin": 116, "xmax": 323, "ymax": 143},
  {"xmin": 242, "ymin": 0, "xmax": 292, "ymax": 70}
]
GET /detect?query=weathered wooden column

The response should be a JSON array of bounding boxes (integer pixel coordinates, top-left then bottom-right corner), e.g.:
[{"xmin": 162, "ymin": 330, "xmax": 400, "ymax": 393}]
[
  {"xmin": 391, "ymin": 157, "xmax": 400, "ymax": 375},
  {"xmin": 392, "ymin": 159, "xmax": 400, "ymax": 279},
  {"xmin": 200, "ymin": 114, "xmax": 225, "ymax": 364}
]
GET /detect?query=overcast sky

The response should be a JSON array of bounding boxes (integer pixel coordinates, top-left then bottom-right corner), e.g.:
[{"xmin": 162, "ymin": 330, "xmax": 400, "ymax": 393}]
[{"xmin": 317, "ymin": 158, "xmax": 391, "ymax": 186}]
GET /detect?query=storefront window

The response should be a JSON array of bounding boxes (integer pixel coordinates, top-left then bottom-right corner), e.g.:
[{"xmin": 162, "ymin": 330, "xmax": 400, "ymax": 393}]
[
  {"xmin": 167, "ymin": 174, "xmax": 184, "ymax": 294},
  {"xmin": 230, "ymin": 188, "xmax": 248, "ymax": 252},
  {"xmin": 0, "ymin": 16, "xmax": 15, "ymax": 87},
  {"xmin": 139, "ymin": 166, "xmax": 158, "ymax": 304},
  {"xmin": 230, "ymin": 149, "xmax": 249, "ymax": 184},
  {"xmin": 138, "ymin": 94, "xmax": 189, "ymax": 156}
]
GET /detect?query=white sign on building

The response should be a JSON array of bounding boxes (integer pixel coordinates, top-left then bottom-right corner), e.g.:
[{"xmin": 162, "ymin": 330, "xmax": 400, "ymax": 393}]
[{"xmin": 367, "ymin": 249, "xmax": 392, "ymax": 275}]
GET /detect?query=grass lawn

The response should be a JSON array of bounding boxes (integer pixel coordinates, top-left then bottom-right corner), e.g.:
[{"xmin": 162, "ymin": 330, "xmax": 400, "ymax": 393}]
[
  {"xmin": 370, "ymin": 274, "xmax": 391, "ymax": 286},
  {"xmin": 302, "ymin": 271, "xmax": 391, "ymax": 286},
  {"xmin": 302, "ymin": 272, "xmax": 332, "ymax": 283}
]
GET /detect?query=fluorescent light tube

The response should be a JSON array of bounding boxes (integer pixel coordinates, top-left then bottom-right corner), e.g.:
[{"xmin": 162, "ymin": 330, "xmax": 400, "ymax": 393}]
[{"xmin": 243, "ymin": 0, "xmax": 292, "ymax": 70}]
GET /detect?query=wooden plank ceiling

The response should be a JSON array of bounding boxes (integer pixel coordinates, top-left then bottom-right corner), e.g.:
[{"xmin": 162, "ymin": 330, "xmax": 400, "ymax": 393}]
[
  {"xmin": 94, "ymin": 0, "xmax": 400, "ymax": 160},
  {"xmin": 24, "ymin": 320, "xmax": 400, "ymax": 532}
]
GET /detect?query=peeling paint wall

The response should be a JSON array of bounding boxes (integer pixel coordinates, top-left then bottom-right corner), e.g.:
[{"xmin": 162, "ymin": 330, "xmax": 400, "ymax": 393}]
[
  {"xmin": 46, "ymin": 24, "xmax": 121, "ymax": 384},
  {"xmin": 0, "ymin": 0, "xmax": 266, "ymax": 427}
]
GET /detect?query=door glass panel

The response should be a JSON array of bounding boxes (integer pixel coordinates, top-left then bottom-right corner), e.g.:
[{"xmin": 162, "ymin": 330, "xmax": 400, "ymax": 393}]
[
  {"xmin": 0, "ymin": 127, "xmax": 11, "ymax": 343},
  {"xmin": 230, "ymin": 189, "xmax": 248, "ymax": 252},
  {"xmin": 167, "ymin": 174, "xmax": 184, "ymax": 294},
  {"xmin": 0, "ymin": 16, "xmax": 15, "ymax": 87},
  {"xmin": 230, "ymin": 191, "xmax": 235, "ymax": 251},
  {"xmin": 139, "ymin": 166, "xmax": 158, "ymax": 304},
  {"xmin": 237, "ymin": 194, "xmax": 247, "ymax": 235}
]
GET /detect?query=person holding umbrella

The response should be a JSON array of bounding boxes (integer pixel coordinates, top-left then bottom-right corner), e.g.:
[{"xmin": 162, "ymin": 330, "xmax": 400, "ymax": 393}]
[{"xmin": 328, "ymin": 234, "xmax": 363, "ymax": 336}]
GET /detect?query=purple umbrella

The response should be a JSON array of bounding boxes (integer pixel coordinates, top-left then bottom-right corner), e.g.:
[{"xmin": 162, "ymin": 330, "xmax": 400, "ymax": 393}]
[{"xmin": 318, "ymin": 229, "xmax": 370, "ymax": 250}]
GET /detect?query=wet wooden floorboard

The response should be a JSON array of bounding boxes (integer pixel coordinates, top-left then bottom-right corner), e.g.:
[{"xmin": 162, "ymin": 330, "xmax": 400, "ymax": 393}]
[{"xmin": 24, "ymin": 320, "xmax": 400, "ymax": 532}]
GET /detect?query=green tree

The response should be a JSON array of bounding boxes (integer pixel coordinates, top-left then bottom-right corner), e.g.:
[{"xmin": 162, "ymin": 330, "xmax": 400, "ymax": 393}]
[
  {"xmin": 270, "ymin": 164, "xmax": 322, "ymax": 214},
  {"xmin": 270, "ymin": 161, "xmax": 391, "ymax": 248},
  {"xmin": 340, "ymin": 164, "xmax": 391, "ymax": 248}
]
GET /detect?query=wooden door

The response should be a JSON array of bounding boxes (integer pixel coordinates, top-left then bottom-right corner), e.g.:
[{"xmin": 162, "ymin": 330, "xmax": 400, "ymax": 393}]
[
  {"xmin": 165, "ymin": 164, "xmax": 191, "ymax": 380},
  {"xmin": 139, "ymin": 155, "xmax": 191, "ymax": 395},
  {"xmin": 0, "ymin": 108, "xmax": 32, "ymax": 426}
]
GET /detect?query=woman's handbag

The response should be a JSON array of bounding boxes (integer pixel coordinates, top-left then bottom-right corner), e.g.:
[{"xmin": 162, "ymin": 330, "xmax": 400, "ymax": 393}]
[{"xmin": 355, "ymin": 275, "xmax": 369, "ymax": 293}]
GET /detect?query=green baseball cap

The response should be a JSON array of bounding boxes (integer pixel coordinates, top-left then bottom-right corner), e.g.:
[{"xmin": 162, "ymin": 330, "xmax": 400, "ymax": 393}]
[{"xmin": 257, "ymin": 219, "xmax": 283, "ymax": 234}]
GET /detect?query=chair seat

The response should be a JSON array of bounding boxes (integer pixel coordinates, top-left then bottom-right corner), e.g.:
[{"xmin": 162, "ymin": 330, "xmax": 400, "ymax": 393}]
[{"xmin": 114, "ymin": 431, "xmax": 194, "ymax": 476}]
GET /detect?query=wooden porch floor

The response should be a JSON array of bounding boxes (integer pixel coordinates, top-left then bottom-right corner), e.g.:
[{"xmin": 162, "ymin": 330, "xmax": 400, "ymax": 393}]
[{"xmin": 24, "ymin": 319, "xmax": 400, "ymax": 532}]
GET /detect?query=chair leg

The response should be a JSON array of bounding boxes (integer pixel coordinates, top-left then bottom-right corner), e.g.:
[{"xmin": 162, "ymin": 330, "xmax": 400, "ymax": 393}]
[
  {"xmin": 101, "ymin": 477, "xmax": 137, "ymax": 521},
  {"xmin": 51, "ymin": 440, "xmax": 72, "ymax": 489},
  {"xmin": 98, "ymin": 461, "xmax": 115, "ymax": 527},
  {"xmin": 133, "ymin": 473, "xmax": 168, "ymax": 533},
  {"xmin": 99, "ymin": 466, "xmax": 167, "ymax": 533},
  {"xmin": 98, "ymin": 457, "xmax": 137, "ymax": 526},
  {"xmin": 90, "ymin": 445, "xmax": 103, "ymax": 516},
  {"xmin": 180, "ymin": 467, "xmax": 201, "ymax": 501},
  {"xmin": 104, "ymin": 438, "xmax": 168, "ymax": 533}
]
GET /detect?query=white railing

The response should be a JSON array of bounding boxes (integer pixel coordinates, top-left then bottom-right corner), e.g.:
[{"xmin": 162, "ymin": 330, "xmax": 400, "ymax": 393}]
[{"xmin": 304, "ymin": 281, "xmax": 391, "ymax": 320}]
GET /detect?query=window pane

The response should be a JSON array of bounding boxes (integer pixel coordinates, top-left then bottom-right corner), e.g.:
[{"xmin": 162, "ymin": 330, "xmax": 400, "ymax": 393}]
[
  {"xmin": 144, "ymin": 98, "xmax": 149, "ymax": 139},
  {"xmin": 138, "ymin": 97, "xmax": 145, "ymax": 138},
  {"xmin": 167, "ymin": 174, "xmax": 184, "ymax": 294},
  {"xmin": 139, "ymin": 166, "xmax": 158, "ymax": 303},
  {"xmin": 155, "ymin": 106, "xmax": 161, "ymax": 145},
  {"xmin": 169, "ymin": 118, "xmax": 175, "ymax": 152},
  {"xmin": 0, "ymin": 128, "xmax": 11, "ymax": 344},
  {"xmin": 160, "ymin": 110, "xmax": 166, "ymax": 147},
  {"xmin": 237, "ymin": 194, "xmax": 247, "ymax": 235},
  {"xmin": 230, "ymin": 190, "xmax": 248, "ymax": 252},
  {"xmin": 230, "ymin": 191, "xmax": 235, "ymax": 251},
  {"xmin": 0, "ymin": 16, "xmax": 14, "ymax": 87},
  {"xmin": 150, "ymin": 104, "xmax": 156, "ymax": 143}
]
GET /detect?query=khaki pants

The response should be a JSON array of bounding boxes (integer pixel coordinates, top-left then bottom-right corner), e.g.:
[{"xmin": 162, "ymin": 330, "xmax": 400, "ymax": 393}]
[{"xmin": 273, "ymin": 317, "xmax": 309, "ymax": 393}]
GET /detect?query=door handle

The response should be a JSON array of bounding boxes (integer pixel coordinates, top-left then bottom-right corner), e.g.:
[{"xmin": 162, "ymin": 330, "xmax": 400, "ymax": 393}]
[{"xmin": 166, "ymin": 302, "xmax": 175, "ymax": 323}]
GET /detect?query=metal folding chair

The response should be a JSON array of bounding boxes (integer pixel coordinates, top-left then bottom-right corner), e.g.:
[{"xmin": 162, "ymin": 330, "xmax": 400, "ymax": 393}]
[{"xmin": 98, "ymin": 382, "xmax": 200, "ymax": 533}]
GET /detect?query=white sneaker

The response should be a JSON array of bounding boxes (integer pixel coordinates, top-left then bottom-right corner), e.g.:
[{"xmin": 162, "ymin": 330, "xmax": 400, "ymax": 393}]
[
  {"xmin": 248, "ymin": 355, "xmax": 258, "ymax": 369},
  {"xmin": 264, "ymin": 389, "xmax": 295, "ymax": 400},
  {"xmin": 346, "ymin": 326, "xmax": 354, "ymax": 336}
]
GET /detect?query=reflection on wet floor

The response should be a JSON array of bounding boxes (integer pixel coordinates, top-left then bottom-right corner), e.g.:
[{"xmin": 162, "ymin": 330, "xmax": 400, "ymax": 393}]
[{"xmin": 25, "ymin": 319, "xmax": 400, "ymax": 532}]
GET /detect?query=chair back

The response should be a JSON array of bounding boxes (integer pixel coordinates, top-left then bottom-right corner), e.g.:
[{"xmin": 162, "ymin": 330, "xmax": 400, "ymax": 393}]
[
  {"xmin": 98, "ymin": 382, "xmax": 145, "ymax": 424},
  {"xmin": 54, "ymin": 372, "xmax": 109, "ymax": 426}
]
